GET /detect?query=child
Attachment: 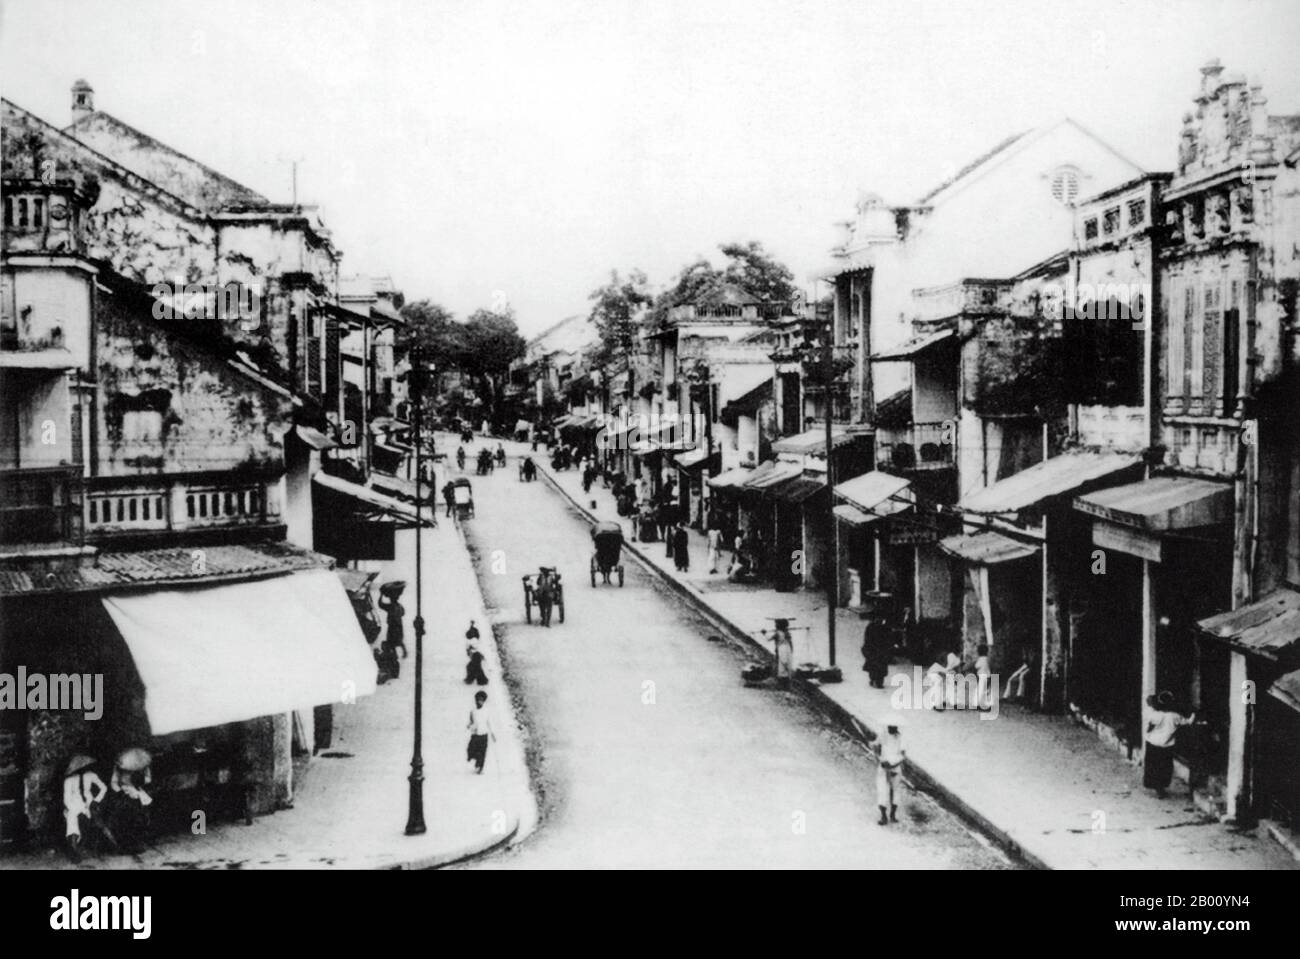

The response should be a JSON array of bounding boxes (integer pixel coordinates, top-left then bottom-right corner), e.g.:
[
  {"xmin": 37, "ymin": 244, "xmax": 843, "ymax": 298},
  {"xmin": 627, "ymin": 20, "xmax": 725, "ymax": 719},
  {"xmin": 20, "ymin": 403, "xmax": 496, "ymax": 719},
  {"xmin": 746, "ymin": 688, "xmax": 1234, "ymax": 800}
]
[{"xmin": 466, "ymin": 691, "xmax": 495, "ymax": 774}]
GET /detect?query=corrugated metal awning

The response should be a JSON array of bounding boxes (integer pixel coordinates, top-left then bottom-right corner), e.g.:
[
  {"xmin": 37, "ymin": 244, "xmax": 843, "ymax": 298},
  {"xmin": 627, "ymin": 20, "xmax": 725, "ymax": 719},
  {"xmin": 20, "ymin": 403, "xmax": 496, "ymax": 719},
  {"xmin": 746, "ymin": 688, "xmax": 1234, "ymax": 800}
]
[
  {"xmin": 870, "ymin": 327, "xmax": 954, "ymax": 361},
  {"xmin": 1197, "ymin": 590, "xmax": 1300, "ymax": 661},
  {"xmin": 961, "ymin": 451, "xmax": 1140, "ymax": 514},
  {"xmin": 772, "ymin": 427, "xmax": 853, "ymax": 456},
  {"xmin": 767, "ymin": 476, "xmax": 826, "ymax": 504},
  {"xmin": 708, "ymin": 465, "xmax": 756, "ymax": 489},
  {"xmin": 940, "ymin": 530, "xmax": 1040, "ymax": 565},
  {"xmin": 1268, "ymin": 669, "xmax": 1300, "ymax": 713},
  {"xmin": 833, "ymin": 504, "xmax": 879, "ymax": 526},
  {"xmin": 834, "ymin": 470, "xmax": 912, "ymax": 511},
  {"xmin": 1074, "ymin": 476, "xmax": 1233, "ymax": 531},
  {"xmin": 742, "ymin": 461, "xmax": 804, "ymax": 489}
]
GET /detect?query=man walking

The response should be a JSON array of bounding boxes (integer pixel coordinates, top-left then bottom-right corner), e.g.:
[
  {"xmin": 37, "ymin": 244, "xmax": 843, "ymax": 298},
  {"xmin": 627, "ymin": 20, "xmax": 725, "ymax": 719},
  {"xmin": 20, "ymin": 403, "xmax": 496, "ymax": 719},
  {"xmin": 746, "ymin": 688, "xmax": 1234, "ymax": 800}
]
[
  {"xmin": 874, "ymin": 719, "xmax": 905, "ymax": 824},
  {"xmin": 706, "ymin": 524, "xmax": 722, "ymax": 574},
  {"xmin": 466, "ymin": 690, "xmax": 495, "ymax": 774},
  {"xmin": 672, "ymin": 522, "xmax": 691, "ymax": 572}
]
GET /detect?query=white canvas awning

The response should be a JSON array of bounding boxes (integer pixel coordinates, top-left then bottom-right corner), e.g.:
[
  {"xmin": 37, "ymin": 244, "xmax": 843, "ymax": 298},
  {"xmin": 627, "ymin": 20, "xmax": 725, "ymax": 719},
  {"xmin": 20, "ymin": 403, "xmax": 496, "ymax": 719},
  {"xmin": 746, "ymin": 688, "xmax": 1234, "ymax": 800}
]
[{"xmin": 102, "ymin": 569, "xmax": 377, "ymax": 735}]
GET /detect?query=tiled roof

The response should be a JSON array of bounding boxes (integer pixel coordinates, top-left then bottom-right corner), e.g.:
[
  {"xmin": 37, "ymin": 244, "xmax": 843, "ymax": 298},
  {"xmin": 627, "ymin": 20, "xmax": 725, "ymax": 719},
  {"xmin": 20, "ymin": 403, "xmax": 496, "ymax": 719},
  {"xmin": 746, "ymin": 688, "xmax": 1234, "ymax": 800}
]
[{"xmin": 0, "ymin": 542, "xmax": 332, "ymax": 597}]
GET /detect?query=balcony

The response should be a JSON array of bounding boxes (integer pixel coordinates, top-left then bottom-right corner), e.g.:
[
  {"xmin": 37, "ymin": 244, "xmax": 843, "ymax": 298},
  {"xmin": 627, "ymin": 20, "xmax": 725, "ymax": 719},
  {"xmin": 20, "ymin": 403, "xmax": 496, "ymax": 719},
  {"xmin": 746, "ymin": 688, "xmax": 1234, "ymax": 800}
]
[
  {"xmin": 0, "ymin": 466, "xmax": 82, "ymax": 545},
  {"xmin": 84, "ymin": 477, "xmax": 277, "ymax": 539},
  {"xmin": 876, "ymin": 422, "xmax": 955, "ymax": 472}
]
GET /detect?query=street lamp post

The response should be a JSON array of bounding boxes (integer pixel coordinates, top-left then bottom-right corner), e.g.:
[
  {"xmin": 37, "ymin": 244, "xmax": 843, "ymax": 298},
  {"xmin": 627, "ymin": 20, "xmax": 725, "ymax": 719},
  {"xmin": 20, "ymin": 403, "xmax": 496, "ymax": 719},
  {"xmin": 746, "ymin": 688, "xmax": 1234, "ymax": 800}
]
[
  {"xmin": 823, "ymin": 334, "xmax": 837, "ymax": 669},
  {"xmin": 405, "ymin": 348, "xmax": 427, "ymax": 836}
]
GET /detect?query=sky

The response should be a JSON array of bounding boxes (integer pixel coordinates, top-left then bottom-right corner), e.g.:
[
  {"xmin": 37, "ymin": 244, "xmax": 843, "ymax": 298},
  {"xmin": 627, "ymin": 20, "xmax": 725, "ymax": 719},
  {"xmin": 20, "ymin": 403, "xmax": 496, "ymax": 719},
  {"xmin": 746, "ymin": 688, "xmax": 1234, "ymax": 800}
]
[{"xmin": 3, "ymin": 0, "xmax": 1300, "ymax": 338}]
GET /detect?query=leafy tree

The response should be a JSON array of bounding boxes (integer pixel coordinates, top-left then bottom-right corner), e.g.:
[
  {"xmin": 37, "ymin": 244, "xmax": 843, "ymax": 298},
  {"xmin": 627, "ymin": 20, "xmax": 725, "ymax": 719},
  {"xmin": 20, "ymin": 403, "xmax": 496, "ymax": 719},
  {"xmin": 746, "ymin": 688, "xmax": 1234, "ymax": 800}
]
[
  {"xmin": 398, "ymin": 299, "xmax": 464, "ymax": 365},
  {"xmin": 588, "ymin": 269, "xmax": 653, "ymax": 370},
  {"xmin": 460, "ymin": 307, "xmax": 526, "ymax": 428},
  {"xmin": 647, "ymin": 241, "xmax": 798, "ymax": 327}
]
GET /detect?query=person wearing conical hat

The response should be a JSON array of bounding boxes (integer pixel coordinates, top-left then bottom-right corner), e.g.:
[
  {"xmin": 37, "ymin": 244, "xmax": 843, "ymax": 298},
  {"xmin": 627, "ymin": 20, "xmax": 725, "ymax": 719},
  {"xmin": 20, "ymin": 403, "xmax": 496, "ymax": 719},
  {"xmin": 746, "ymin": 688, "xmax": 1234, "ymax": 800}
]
[{"xmin": 62, "ymin": 754, "xmax": 107, "ymax": 861}]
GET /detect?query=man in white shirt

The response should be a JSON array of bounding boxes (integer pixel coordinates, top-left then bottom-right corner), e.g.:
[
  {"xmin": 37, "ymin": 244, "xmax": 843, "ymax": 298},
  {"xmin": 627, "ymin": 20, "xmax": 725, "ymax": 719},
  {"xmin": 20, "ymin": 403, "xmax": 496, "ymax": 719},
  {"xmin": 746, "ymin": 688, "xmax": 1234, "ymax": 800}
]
[
  {"xmin": 874, "ymin": 720, "xmax": 906, "ymax": 825},
  {"xmin": 466, "ymin": 690, "xmax": 495, "ymax": 774},
  {"xmin": 63, "ymin": 756, "xmax": 107, "ymax": 861}
]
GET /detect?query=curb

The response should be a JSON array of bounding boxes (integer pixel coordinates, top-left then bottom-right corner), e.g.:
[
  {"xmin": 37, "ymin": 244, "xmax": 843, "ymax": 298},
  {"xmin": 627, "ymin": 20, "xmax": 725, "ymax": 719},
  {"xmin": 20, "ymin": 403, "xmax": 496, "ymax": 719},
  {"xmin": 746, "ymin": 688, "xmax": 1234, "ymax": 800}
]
[{"xmin": 539, "ymin": 465, "xmax": 1045, "ymax": 870}]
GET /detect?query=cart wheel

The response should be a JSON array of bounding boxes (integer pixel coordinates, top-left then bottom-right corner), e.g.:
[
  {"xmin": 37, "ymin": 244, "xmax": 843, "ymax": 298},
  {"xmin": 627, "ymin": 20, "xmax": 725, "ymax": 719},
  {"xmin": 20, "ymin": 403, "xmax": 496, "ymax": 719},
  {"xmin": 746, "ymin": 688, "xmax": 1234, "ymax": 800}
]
[{"xmin": 618, "ymin": 565, "xmax": 625, "ymax": 587}]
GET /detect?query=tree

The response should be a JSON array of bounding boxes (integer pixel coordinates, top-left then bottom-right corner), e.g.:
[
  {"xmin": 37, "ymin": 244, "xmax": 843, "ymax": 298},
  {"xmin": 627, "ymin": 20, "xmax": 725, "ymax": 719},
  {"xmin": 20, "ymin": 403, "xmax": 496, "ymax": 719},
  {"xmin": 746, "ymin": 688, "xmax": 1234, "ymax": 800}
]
[
  {"xmin": 398, "ymin": 299, "xmax": 464, "ymax": 366},
  {"xmin": 647, "ymin": 241, "xmax": 798, "ymax": 327},
  {"xmin": 460, "ymin": 307, "xmax": 526, "ymax": 428},
  {"xmin": 588, "ymin": 269, "xmax": 653, "ymax": 370}
]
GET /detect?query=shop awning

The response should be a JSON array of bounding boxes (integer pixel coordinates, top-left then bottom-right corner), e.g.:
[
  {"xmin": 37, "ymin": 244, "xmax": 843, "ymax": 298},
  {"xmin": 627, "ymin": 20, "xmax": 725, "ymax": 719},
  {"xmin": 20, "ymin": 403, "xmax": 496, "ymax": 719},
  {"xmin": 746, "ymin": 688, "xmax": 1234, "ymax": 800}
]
[
  {"xmin": 742, "ymin": 461, "xmax": 805, "ymax": 490},
  {"xmin": 295, "ymin": 425, "xmax": 337, "ymax": 450},
  {"xmin": 833, "ymin": 504, "xmax": 879, "ymax": 526},
  {"xmin": 1268, "ymin": 670, "xmax": 1300, "ymax": 713},
  {"xmin": 767, "ymin": 475, "xmax": 826, "ymax": 504},
  {"xmin": 834, "ymin": 470, "xmax": 912, "ymax": 512},
  {"xmin": 870, "ymin": 327, "xmax": 954, "ymax": 361},
  {"xmin": 1074, "ymin": 476, "xmax": 1233, "ymax": 531},
  {"xmin": 314, "ymin": 472, "xmax": 426, "ymax": 524},
  {"xmin": 1197, "ymin": 590, "xmax": 1300, "ymax": 661},
  {"xmin": 102, "ymin": 569, "xmax": 377, "ymax": 736},
  {"xmin": 674, "ymin": 447, "xmax": 713, "ymax": 470},
  {"xmin": 721, "ymin": 379, "xmax": 772, "ymax": 427},
  {"xmin": 772, "ymin": 427, "xmax": 853, "ymax": 456},
  {"xmin": 708, "ymin": 465, "xmax": 757, "ymax": 489},
  {"xmin": 940, "ymin": 530, "xmax": 1040, "ymax": 565},
  {"xmin": 960, "ymin": 451, "xmax": 1141, "ymax": 514}
]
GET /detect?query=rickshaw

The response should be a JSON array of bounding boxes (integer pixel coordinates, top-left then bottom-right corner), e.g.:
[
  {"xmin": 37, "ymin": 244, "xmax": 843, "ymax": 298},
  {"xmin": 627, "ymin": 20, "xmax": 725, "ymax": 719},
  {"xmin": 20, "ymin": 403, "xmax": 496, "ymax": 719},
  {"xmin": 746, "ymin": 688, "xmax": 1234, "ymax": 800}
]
[
  {"xmin": 522, "ymin": 566, "xmax": 564, "ymax": 624},
  {"xmin": 452, "ymin": 476, "xmax": 474, "ymax": 519},
  {"xmin": 590, "ymin": 521, "xmax": 626, "ymax": 587}
]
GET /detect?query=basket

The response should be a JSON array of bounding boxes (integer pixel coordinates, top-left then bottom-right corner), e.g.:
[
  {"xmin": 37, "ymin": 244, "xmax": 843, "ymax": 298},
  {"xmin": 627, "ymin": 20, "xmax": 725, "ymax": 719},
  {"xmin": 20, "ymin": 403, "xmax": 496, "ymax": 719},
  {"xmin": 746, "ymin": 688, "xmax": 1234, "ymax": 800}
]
[{"xmin": 379, "ymin": 580, "xmax": 407, "ymax": 598}]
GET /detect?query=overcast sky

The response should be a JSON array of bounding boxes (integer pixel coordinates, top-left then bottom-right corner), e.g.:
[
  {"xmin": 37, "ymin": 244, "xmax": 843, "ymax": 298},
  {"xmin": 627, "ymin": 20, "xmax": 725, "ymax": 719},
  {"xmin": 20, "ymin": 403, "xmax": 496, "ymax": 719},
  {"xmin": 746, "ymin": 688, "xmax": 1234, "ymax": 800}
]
[{"xmin": 3, "ymin": 0, "xmax": 1299, "ymax": 337}]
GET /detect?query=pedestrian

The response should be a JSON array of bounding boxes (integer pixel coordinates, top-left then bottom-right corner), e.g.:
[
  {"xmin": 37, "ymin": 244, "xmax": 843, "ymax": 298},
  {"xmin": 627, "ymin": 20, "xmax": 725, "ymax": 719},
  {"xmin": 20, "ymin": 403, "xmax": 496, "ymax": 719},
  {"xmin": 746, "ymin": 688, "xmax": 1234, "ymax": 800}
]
[
  {"xmin": 534, "ymin": 568, "xmax": 558, "ymax": 627},
  {"xmin": 706, "ymin": 524, "xmax": 722, "ymax": 574},
  {"xmin": 672, "ymin": 522, "xmax": 691, "ymax": 572},
  {"xmin": 465, "ymin": 619, "xmax": 480, "ymax": 643},
  {"xmin": 442, "ymin": 481, "xmax": 456, "ymax": 517},
  {"xmin": 974, "ymin": 643, "xmax": 994, "ymax": 711},
  {"xmin": 772, "ymin": 618, "xmax": 794, "ymax": 688},
  {"xmin": 1143, "ymin": 690, "xmax": 1196, "ymax": 798},
  {"xmin": 456, "ymin": 445, "xmax": 466, "ymax": 471},
  {"xmin": 926, "ymin": 652, "xmax": 962, "ymax": 710},
  {"xmin": 874, "ymin": 719, "xmax": 906, "ymax": 825},
  {"xmin": 465, "ymin": 646, "xmax": 489, "ymax": 685},
  {"xmin": 860, "ymin": 613, "xmax": 893, "ymax": 689},
  {"xmin": 62, "ymin": 755, "xmax": 108, "ymax": 862},
  {"xmin": 104, "ymin": 747, "xmax": 153, "ymax": 854},
  {"xmin": 662, "ymin": 504, "xmax": 675, "ymax": 558},
  {"xmin": 466, "ymin": 690, "xmax": 495, "ymax": 774},
  {"xmin": 377, "ymin": 589, "xmax": 407, "ymax": 679}
]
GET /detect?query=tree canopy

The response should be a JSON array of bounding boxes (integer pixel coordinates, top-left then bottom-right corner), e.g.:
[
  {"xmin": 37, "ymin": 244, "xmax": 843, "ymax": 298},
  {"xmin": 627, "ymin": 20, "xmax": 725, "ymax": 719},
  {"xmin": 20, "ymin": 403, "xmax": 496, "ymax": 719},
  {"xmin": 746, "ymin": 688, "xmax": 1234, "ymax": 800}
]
[
  {"xmin": 588, "ymin": 268, "xmax": 653, "ymax": 369},
  {"xmin": 647, "ymin": 241, "xmax": 798, "ymax": 327}
]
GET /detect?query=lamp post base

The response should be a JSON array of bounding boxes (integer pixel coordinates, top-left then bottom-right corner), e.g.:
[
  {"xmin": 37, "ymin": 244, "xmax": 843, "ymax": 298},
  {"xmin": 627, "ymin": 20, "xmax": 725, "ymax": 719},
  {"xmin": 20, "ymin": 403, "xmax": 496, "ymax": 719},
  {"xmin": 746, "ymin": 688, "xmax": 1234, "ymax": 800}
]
[{"xmin": 405, "ymin": 764, "xmax": 426, "ymax": 835}]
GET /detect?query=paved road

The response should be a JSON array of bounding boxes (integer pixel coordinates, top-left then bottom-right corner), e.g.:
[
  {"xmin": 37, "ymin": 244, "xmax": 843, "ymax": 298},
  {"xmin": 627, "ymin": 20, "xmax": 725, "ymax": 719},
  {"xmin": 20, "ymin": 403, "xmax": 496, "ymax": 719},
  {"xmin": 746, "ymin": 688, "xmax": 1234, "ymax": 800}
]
[{"xmin": 447, "ymin": 439, "xmax": 1011, "ymax": 868}]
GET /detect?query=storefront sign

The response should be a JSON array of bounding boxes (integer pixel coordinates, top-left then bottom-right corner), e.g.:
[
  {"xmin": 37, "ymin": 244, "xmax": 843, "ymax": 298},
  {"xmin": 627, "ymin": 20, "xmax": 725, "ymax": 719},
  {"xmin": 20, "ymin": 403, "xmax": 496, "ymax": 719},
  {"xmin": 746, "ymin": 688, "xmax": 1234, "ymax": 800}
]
[
  {"xmin": 889, "ymin": 527, "xmax": 938, "ymax": 545},
  {"xmin": 1092, "ymin": 519, "xmax": 1161, "ymax": 562}
]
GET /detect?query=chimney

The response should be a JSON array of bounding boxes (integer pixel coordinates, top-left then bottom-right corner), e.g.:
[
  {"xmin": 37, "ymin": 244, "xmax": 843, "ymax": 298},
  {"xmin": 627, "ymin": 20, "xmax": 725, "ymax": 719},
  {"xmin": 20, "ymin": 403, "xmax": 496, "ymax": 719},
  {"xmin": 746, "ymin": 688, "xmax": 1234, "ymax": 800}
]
[{"xmin": 71, "ymin": 79, "xmax": 94, "ymax": 124}]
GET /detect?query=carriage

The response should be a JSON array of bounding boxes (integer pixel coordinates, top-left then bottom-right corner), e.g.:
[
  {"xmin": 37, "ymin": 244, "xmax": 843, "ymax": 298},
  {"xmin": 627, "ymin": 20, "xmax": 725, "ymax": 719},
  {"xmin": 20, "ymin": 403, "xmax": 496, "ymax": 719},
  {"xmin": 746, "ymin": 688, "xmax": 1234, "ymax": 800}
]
[
  {"xmin": 522, "ymin": 566, "xmax": 564, "ymax": 624},
  {"xmin": 452, "ymin": 477, "xmax": 474, "ymax": 519},
  {"xmin": 590, "ymin": 521, "xmax": 626, "ymax": 587}
]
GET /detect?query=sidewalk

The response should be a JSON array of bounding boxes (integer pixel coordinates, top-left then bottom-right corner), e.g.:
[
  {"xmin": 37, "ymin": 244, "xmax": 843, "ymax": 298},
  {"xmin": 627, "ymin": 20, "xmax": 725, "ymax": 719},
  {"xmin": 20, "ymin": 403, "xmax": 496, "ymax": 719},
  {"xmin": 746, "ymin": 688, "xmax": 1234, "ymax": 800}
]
[
  {"xmin": 536, "ymin": 447, "xmax": 1298, "ymax": 870},
  {"xmin": 9, "ymin": 517, "xmax": 535, "ymax": 870}
]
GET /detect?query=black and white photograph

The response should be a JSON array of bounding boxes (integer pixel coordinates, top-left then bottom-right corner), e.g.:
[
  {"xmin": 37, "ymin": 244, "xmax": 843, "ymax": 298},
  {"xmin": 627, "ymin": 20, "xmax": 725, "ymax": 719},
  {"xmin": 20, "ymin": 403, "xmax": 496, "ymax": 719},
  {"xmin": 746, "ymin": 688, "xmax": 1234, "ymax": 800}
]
[{"xmin": 1, "ymin": 0, "xmax": 1298, "ymax": 933}]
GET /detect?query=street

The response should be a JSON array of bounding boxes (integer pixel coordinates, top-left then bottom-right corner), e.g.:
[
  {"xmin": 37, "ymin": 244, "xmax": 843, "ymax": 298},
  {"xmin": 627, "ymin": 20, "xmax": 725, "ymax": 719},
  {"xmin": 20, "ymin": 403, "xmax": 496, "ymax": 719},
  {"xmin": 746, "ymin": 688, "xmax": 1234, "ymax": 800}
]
[{"xmin": 449, "ymin": 439, "xmax": 1011, "ymax": 869}]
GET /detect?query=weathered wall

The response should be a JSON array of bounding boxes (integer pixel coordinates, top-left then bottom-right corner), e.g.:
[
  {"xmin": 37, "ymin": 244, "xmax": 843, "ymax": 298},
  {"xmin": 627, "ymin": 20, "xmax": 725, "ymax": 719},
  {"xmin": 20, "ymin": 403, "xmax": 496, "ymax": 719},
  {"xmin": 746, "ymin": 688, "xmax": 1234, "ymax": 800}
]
[{"xmin": 95, "ymin": 287, "xmax": 290, "ymax": 476}]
